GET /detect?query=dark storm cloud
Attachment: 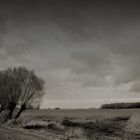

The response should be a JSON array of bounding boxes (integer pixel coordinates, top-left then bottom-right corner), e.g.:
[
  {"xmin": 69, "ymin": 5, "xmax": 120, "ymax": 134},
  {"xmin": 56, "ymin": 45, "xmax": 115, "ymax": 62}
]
[
  {"xmin": 0, "ymin": 2, "xmax": 10, "ymax": 48},
  {"xmin": 0, "ymin": 0, "xmax": 140, "ymax": 107}
]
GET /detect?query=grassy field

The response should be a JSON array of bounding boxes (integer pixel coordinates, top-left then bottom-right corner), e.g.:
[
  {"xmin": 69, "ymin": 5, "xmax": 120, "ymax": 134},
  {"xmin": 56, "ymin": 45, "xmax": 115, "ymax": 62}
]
[{"xmin": 2, "ymin": 109, "xmax": 140, "ymax": 140}]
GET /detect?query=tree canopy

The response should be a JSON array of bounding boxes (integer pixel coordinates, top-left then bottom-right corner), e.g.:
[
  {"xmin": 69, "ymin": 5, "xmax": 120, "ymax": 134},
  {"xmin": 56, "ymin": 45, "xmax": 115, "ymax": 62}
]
[{"xmin": 0, "ymin": 66, "xmax": 45, "ymax": 122}]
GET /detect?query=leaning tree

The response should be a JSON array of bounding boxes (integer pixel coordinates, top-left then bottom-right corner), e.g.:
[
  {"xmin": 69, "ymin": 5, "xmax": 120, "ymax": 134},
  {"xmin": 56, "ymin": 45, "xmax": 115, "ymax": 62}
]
[{"xmin": 0, "ymin": 66, "xmax": 45, "ymax": 122}]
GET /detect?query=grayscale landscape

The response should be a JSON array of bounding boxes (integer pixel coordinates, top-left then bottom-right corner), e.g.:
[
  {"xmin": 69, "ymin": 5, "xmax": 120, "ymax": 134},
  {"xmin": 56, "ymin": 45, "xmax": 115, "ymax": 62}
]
[{"xmin": 0, "ymin": 0, "xmax": 140, "ymax": 140}]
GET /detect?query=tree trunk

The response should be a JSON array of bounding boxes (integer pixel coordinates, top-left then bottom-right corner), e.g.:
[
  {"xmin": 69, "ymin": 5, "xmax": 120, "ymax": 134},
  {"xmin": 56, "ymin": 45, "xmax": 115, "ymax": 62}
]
[
  {"xmin": 15, "ymin": 104, "xmax": 26, "ymax": 119},
  {"xmin": 9, "ymin": 108, "xmax": 14, "ymax": 119},
  {"xmin": 8, "ymin": 102, "xmax": 16, "ymax": 119}
]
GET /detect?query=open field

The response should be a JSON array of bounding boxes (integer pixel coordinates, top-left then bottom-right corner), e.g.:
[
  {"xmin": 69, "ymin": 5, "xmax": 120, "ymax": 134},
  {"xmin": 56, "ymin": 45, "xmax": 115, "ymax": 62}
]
[{"xmin": 2, "ymin": 109, "xmax": 140, "ymax": 140}]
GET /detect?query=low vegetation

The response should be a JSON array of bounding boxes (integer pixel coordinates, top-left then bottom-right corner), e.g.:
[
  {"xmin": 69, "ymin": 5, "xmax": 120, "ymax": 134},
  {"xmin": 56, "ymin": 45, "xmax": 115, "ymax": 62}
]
[
  {"xmin": 101, "ymin": 102, "xmax": 140, "ymax": 109},
  {"xmin": 3, "ymin": 109, "xmax": 140, "ymax": 140}
]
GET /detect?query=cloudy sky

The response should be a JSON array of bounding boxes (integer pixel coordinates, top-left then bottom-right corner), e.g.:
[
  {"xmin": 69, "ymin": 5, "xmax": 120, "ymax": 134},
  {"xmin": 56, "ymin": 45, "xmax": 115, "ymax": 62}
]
[{"xmin": 1, "ymin": 0, "xmax": 140, "ymax": 108}]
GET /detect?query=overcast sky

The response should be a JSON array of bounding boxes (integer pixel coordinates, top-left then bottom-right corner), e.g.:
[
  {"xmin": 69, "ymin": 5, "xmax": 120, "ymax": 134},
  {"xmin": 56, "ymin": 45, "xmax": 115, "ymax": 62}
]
[{"xmin": 1, "ymin": 0, "xmax": 140, "ymax": 108}]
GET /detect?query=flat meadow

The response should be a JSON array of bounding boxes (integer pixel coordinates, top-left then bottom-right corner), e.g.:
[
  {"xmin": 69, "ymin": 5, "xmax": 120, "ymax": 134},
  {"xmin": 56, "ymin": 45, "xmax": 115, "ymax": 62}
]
[
  {"xmin": 20, "ymin": 108, "xmax": 140, "ymax": 121},
  {"xmin": 4, "ymin": 108, "xmax": 140, "ymax": 140}
]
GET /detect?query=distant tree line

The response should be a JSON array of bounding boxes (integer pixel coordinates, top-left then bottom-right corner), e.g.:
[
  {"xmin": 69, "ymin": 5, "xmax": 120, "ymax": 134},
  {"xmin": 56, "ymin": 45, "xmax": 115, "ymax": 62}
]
[
  {"xmin": 101, "ymin": 102, "xmax": 140, "ymax": 109},
  {"xmin": 0, "ymin": 66, "xmax": 45, "ymax": 123}
]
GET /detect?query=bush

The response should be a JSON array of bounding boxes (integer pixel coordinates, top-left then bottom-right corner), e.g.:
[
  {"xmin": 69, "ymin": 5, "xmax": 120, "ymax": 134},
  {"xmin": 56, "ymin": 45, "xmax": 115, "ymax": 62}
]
[{"xmin": 61, "ymin": 119, "xmax": 80, "ymax": 127}]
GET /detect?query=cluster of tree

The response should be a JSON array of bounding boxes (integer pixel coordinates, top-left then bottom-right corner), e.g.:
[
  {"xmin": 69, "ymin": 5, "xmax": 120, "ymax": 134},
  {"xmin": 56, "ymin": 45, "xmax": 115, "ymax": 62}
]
[
  {"xmin": 101, "ymin": 102, "xmax": 140, "ymax": 109},
  {"xmin": 0, "ymin": 66, "xmax": 45, "ymax": 123}
]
